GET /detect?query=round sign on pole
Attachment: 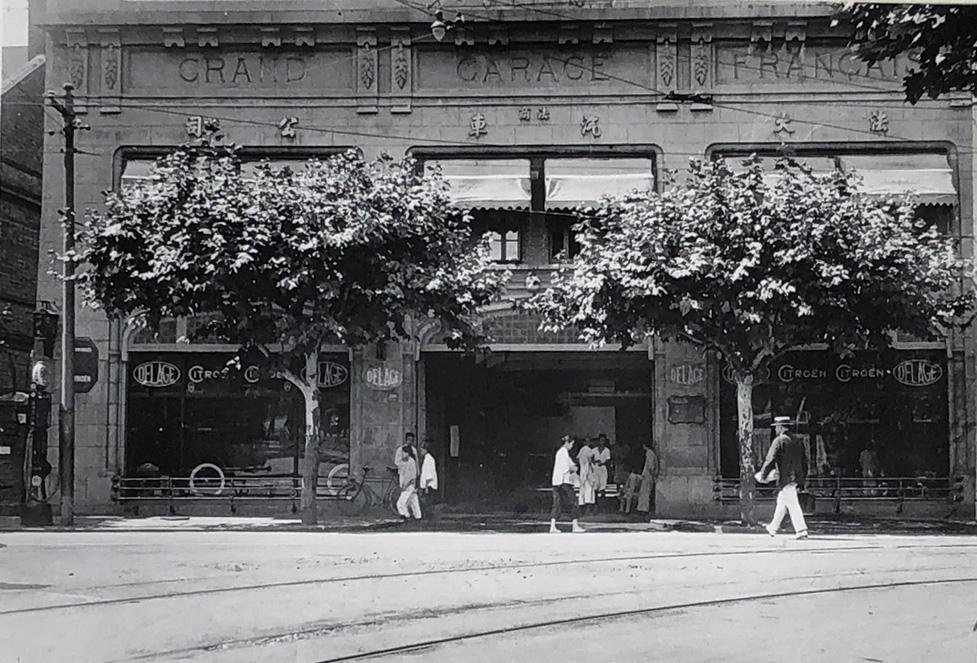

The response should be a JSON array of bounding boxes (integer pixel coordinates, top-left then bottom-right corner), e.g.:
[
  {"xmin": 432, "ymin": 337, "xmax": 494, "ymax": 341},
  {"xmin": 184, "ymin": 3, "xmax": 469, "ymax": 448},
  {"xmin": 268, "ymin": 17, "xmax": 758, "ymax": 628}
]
[{"xmin": 73, "ymin": 337, "xmax": 99, "ymax": 394}]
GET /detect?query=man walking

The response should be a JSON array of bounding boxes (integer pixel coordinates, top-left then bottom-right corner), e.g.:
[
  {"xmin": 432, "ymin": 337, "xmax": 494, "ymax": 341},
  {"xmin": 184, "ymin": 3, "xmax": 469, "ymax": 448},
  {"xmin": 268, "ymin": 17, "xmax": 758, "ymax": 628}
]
[
  {"xmin": 394, "ymin": 433, "xmax": 422, "ymax": 521},
  {"xmin": 757, "ymin": 416, "xmax": 809, "ymax": 539},
  {"xmin": 550, "ymin": 435, "xmax": 585, "ymax": 533}
]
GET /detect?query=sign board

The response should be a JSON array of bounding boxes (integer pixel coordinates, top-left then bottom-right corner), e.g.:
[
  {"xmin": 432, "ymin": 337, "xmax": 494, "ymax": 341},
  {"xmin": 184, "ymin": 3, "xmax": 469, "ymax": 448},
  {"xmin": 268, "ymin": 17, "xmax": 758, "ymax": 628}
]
[
  {"xmin": 363, "ymin": 364, "xmax": 403, "ymax": 391},
  {"xmin": 449, "ymin": 425, "xmax": 460, "ymax": 458},
  {"xmin": 667, "ymin": 395, "xmax": 707, "ymax": 425},
  {"xmin": 74, "ymin": 337, "xmax": 99, "ymax": 394}
]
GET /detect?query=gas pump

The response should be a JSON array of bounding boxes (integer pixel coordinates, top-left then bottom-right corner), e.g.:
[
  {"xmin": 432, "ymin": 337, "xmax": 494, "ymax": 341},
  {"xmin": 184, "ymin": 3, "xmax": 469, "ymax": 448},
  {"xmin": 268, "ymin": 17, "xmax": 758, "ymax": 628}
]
[{"xmin": 22, "ymin": 306, "xmax": 58, "ymax": 525}]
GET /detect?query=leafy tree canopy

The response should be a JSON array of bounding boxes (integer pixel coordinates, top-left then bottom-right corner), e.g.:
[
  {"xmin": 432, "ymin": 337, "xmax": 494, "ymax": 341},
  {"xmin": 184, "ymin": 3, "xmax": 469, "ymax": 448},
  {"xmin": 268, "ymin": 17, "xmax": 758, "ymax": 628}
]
[
  {"xmin": 79, "ymin": 145, "xmax": 506, "ymax": 356},
  {"xmin": 845, "ymin": 3, "xmax": 977, "ymax": 102},
  {"xmin": 533, "ymin": 156, "xmax": 972, "ymax": 382}
]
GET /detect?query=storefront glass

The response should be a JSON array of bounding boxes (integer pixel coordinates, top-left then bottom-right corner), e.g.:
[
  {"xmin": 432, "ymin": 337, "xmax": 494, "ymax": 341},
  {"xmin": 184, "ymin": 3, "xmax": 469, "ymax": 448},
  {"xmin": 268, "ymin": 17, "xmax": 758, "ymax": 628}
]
[
  {"xmin": 125, "ymin": 352, "xmax": 350, "ymax": 478},
  {"xmin": 719, "ymin": 350, "xmax": 949, "ymax": 479}
]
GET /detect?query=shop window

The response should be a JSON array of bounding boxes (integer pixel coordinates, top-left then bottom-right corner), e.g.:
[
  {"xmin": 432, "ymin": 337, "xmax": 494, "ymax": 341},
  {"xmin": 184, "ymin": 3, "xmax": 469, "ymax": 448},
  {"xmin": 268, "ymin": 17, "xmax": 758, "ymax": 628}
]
[
  {"xmin": 488, "ymin": 229, "xmax": 521, "ymax": 263},
  {"xmin": 718, "ymin": 350, "xmax": 949, "ymax": 480},
  {"xmin": 125, "ymin": 352, "xmax": 351, "ymax": 479},
  {"xmin": 548, "ymin": 216, "xmax": 582, "ymax": 263}
]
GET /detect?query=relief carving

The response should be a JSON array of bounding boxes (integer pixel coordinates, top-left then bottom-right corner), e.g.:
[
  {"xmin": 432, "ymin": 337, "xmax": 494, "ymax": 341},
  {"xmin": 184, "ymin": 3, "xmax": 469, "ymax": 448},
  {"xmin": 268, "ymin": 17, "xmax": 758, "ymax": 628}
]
[
  {"xmin": 656, "ymin": 25, "xmax": 677, "ymax": 90},
  {"xmin": 356, "ymin": 28, "xmax": 378, "ymax": 114},
  {"xmin": 196, "ymin": 27, "xmax": 218, "ymax": 48},
  {"xmin": 99, "ymin": 28, "xmax": 121, "ymax": 114},
  {"xmin": 390, "ymin": 27, "xmax": 413, "ymax": 113},
  {"xmin": 691, "ymin": 24, "xmax": 713, "ymax": 89},
  {"xmin": 65, "ymin": 29, "xmax": 88, "ymax": 113},
  {"xmin": 260, "ymin": 27, "xmax": 282, "ymax": 48},
  {"xmin": 162, "ymin": 27, "xmax": 185, "ymax": 48},
  {"xmin": 293, "ymin": 27, "xmax": 315, "ymax": 47}
]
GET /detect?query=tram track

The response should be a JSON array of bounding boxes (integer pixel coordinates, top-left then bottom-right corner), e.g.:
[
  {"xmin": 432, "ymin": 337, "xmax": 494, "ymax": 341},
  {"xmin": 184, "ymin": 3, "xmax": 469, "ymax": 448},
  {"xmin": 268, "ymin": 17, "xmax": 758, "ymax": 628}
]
[
  {"xmin": 311, "ymin": 576, "xmax": 977, "ymax": 662},
  {"xmin": 1, "ymin": 541, "xmax": 973, "ymax": 617}
]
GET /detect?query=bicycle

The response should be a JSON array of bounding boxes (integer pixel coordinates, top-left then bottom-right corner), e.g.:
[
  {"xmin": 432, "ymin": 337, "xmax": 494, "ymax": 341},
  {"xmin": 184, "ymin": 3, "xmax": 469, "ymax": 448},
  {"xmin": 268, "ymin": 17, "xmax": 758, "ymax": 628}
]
[{"xmin": 335, "ymin": 465, "xmax": 401, "ymax": 516}]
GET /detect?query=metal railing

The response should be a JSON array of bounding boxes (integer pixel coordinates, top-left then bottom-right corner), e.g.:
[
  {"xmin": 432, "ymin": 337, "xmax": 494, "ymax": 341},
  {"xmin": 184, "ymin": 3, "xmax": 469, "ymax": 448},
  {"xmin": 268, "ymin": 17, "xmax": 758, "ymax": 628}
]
[
  {"xmin": 713, "ymin": 475, "xmax": 965, "ymax": 504},
  {"xmin": 110, "ymin": 472, "xmax": 395, "ymax": 513}
]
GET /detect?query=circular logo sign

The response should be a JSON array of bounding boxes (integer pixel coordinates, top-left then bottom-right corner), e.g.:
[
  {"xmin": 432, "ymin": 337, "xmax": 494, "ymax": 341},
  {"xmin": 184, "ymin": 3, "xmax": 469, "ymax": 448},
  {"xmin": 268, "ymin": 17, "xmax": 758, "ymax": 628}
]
[
  {"xmin": 243, "ymin": 365, "xmax": 261, "ymax": 384},
  {"xmin": 364, "ymin": 365, "xmax": 403, "ymax": 391},
  {"xmin": 892, "ymin": 359, "xmax": 943, "ymax": 387},
  {"xmin": 133, "ymin": 361, "xmax": 181, "ymax": 388},
  {"xmin": 318, "ymin": 361, "xmax": 349, "ymax": 389}
]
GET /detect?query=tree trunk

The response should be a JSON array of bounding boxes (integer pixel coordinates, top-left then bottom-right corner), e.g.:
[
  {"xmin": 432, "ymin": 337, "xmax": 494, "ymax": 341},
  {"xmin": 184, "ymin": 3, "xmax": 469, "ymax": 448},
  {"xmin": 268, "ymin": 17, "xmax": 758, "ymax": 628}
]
[
  {"xmin": 299, "ymin": 351, "xmax": 321, "ymax": 526},
  {"xmin": 736, "ymin": 375, "xmax": 757, "ymax": 526}
]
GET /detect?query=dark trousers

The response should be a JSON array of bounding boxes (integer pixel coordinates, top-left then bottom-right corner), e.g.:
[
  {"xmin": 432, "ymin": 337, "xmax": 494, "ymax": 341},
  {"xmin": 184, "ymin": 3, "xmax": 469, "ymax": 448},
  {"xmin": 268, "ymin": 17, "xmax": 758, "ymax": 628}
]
[{"xmin": 551, "ymin": 484, "xmax": 579, "ymax": 521}]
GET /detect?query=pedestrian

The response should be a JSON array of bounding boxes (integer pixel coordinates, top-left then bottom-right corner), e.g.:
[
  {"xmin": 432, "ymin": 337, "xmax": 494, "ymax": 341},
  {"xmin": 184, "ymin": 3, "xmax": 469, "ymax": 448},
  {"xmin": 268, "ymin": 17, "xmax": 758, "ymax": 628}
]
[
  {"xmin": 419, "ymin": 437, "xmax": 439, "ymax": 497},
  {"xmin": 394, "ymin": 434, "xmax": 422, "ymax": 521},
  {"xmin": 620, "ymin": 471, "xmax": 642, "ymax": 514},
  {"xmin": 757, "ymin": 416, "xmax": 809, "ymax": 539},
  {"xmin": 636, "ymin": 440, "xmax": 659, "ymax": 515},
  {"xmin": 593, "ymin": 436, "xmax": 610, "ymax": 498},
  {"xmin": 608, "ymin": 435, "xmax": 631, "ymax": 489},
  {"xmin": 550, "ymin": 435, "xmax": 585, "ymax": 533},
  {"xmin": 576, "ymin": 437, "xmax": 597, "ymax": 514}
]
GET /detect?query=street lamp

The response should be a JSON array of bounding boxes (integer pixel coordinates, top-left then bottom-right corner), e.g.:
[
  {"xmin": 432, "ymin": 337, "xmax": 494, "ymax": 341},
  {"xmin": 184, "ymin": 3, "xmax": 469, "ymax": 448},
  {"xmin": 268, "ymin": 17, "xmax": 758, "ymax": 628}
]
[{"xmin": 430, "ymin": 11, "xmax": 465, "ymax": 42}]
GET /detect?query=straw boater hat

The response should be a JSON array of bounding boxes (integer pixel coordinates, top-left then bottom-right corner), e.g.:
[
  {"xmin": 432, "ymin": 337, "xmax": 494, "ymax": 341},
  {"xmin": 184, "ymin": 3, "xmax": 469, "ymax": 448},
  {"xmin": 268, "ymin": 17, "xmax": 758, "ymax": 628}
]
[{"xmin": 772, "ymin": 416, "xmax": 793, "ymax": 427}]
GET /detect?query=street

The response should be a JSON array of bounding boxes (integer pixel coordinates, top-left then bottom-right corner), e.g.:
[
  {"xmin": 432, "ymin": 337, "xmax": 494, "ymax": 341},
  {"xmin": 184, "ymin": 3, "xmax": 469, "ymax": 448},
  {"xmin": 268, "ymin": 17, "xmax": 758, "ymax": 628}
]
[{"xmin": 1, "ymin": 528, "xmax": 975, "ymax": 662}]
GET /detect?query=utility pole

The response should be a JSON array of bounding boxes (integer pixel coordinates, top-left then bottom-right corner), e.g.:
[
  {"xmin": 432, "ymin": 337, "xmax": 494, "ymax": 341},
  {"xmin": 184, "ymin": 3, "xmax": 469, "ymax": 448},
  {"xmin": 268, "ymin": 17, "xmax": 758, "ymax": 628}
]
[{"xmin": 46, "ymin": 83, "xmax": 87, "ymax": 526}]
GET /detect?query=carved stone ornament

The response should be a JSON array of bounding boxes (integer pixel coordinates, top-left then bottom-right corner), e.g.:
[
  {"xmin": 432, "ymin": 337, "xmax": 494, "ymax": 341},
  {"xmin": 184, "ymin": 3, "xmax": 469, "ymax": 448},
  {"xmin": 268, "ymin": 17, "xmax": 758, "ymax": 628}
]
[
  {"xmin": 580, "ymin": 115, "xmax": 601, "ymax": 138},
  {"xmin": 773, "ymin": 112, "xmax": 795, "ymax": 136},
  {"xmin": 750, "ymin": 21, "xmax": 773, "ymax": 53},
  {"xmin": 593, "ymin": 24, "xmax": 613, "ymax": 45},
  {"xmin": 293, "ymin": 27, "xmax": 315, "ymax": 47},
  {"xmin": 656, "ymin": 25, "xmax": 678, "ymax": 91},
  {"xmin": 196, "ymin": 27, "xmax": 218, "ymax": 48},
  {"xmin": 65, "ymin": 29, "xmax": 88, "ymax": 113},
  {"xmin": 868, "ymin": 110, "xmax": 889, "ymax": 135},
  {"xmin": 356, "ymin": 28, "xmax": 379, "ymax": 114},
  {"xmin": 390, "ymin": 27, "xmax": 412, "ymax": 114},
  {"xmin": 279, "ymin": 116, "xmax": 298, "ymax": 139},
  {"xmin": 469, "ymin": 113, "xmax": 488, "ymax": 138},
  {"xmin": 98, "ymin": 28, "xmax": 121, "ymax": 114},
  {"xmin": 488, "ymin": 28, "xmax": 509, "ymax": 46},
  {"xmin": 260, "ymin": 27, "xmax": 281, "ymax": 48},
  {"xmin": 162, "ymin": 27, "xmax": 185, "ymax": 48},
  {"xmin": 558, "ymin": 25, "xmax": 579, "ymax": 45},
  {"xmin": 690, "ymin": 24, "xmax": 713, "ymax": 89}
]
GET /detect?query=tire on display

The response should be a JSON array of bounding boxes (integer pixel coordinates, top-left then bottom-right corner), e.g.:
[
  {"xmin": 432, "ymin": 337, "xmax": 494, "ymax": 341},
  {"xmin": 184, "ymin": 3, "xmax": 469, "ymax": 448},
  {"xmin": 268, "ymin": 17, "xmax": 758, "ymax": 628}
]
[
  {"xmin": 189, "ymin": 463, "xmax": 225, "ymax": 497},
  {"xmin": 326, "ymin": 463, "xmax": 349, "ymax": 496}
]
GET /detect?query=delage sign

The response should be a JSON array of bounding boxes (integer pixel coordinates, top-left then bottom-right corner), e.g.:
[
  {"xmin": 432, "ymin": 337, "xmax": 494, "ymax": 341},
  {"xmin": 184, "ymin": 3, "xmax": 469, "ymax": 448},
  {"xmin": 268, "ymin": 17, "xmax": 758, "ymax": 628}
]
[
  {"xmin": 132, "ymin": 360, "xmax": 180, "ymax": 388},
  {"xmin": 363, "ymin": 365, "xmax": 403, "ymax": 391},
  {"xmin": 318, "ymin": 361, "xmax": 349, "ymax": 389}
]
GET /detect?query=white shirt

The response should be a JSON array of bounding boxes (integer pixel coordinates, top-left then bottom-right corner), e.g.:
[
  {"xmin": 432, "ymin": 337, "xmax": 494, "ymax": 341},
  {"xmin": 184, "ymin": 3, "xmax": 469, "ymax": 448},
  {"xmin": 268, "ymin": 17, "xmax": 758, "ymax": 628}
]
[
  {"xmin": 551, "ymin": 446, "xmax": 575, "ymax": 486},
  {"xmin": 420, "ymin": 453, "xmax": 438, "ymax": 490},
  {"xmin": 594, "ymin": 447, "xmax": 611, "ymax": 466}
]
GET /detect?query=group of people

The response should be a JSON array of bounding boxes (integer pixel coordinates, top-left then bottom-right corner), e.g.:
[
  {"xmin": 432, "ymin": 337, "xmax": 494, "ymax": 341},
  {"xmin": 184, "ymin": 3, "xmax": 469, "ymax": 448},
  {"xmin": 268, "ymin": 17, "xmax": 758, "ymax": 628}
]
[
  {"xmin": 392, "ymin": 432, "xmax": 438, "ymax": 521},
  {"xmin": 549, "ymin": 433, "xmax": 661, "ymax": 533}
]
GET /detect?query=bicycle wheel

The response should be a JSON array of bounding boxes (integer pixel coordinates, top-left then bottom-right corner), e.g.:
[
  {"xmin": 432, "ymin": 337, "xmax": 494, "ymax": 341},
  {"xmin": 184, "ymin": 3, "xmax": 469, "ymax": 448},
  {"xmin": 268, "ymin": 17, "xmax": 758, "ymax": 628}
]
[
  {"xmin": 189, "ymin": 463, "xmax": 225, "ymax": 496},
  {"xmin": 337, "ymin": 483, "xmax": 370, "ymax": 516},
  {"xmin": 326, "ymin": 463, "xmax": 349, "ymax": 496}
]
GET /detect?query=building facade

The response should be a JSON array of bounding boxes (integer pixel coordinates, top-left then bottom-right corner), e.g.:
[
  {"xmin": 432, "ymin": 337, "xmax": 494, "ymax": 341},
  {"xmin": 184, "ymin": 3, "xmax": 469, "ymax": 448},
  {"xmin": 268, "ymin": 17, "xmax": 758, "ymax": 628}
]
[{"xmin": 35, "ymin": 1, "xmax": 976, "ymax": 519}]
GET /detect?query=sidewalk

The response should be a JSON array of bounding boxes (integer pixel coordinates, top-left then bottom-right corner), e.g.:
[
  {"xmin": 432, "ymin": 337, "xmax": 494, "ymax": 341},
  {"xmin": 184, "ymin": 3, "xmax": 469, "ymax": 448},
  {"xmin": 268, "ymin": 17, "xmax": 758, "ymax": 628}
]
[{"xmin": 3, "ymin": 510, "xmax": 973, "ymax": 535}]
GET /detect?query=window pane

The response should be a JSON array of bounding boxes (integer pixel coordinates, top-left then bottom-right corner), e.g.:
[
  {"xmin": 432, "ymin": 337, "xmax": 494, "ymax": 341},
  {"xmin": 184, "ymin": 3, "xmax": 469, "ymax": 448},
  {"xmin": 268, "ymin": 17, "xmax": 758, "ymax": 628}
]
[
  {"xmin": 505, "ymin": 232, "xmax": 520, "ymax": 262},
  {"xmin": 488, "ymin": 231, "xmax": 504, "ymax": 262}
]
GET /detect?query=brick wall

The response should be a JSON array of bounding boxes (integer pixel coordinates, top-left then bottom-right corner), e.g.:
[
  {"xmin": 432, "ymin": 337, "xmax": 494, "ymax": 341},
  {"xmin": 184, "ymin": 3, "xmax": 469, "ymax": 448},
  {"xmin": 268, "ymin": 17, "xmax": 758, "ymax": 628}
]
[{"xmin": 1, "ymin": 56, "xmax": 44, "ymax": 392}]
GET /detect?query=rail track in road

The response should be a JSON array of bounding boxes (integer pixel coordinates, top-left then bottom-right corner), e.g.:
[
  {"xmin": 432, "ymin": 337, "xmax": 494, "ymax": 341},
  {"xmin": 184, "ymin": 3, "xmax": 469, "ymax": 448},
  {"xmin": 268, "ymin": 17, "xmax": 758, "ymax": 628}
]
[
  {"xmin": 2, "ymin": 541, "xmax": 972, "ymax": 616},
  {"xmin": 311, "ymin": 576, "xmax": 977, "ymax": 662}
]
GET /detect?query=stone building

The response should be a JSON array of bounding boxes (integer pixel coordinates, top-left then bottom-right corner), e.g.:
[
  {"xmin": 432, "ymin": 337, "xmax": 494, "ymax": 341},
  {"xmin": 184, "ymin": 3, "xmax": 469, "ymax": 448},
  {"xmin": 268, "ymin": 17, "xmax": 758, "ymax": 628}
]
[{"xmin": 35, "ymin": 1, "xmax": 975, "ymax": 519}]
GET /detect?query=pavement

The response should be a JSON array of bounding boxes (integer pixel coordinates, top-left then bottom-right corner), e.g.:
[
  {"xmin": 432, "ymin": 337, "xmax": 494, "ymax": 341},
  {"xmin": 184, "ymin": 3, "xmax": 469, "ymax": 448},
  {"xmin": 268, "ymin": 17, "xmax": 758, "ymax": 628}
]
[
  {"xmin": 1, "ymin": 528, "xmax": 975, "ymax": 662},
  {"xmin": 5, "ymin": 509, "xmax": 974, "ymax": 536}
]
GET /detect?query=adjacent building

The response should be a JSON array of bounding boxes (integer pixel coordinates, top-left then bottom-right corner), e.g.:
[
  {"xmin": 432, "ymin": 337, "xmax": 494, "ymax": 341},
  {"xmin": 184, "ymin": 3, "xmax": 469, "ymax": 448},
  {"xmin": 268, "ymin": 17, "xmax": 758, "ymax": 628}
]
[{"xmin": 35, "ymin": 1, "xmax": 976, "ymax": 519}]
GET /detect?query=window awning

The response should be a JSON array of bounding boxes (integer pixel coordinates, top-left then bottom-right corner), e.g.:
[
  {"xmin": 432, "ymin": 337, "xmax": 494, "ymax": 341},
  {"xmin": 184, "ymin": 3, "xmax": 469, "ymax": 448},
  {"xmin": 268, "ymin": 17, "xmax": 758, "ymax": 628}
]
[
  {"xmin": 121, "ymin": 159, "xmax": 314, "ymax": 187},
  {"xmin": 429, "ymin": 159, "xmax": 532, "ymax": 210},
  {"xmin": 724, "ymin": 155, "xmax": 838, "ymax": 188},
  {"xmin": 544, "ymin": 158, "xmax": 654, "ymax": 209},
  {"xmin": 839, "ymin": 154, "xmax": 957, "ymax": 206}
]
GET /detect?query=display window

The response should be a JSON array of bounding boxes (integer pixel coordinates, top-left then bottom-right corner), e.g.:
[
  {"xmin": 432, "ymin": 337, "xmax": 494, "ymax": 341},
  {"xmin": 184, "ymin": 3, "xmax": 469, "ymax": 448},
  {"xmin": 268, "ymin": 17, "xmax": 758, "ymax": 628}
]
[
  {"xmin": 719, "ymin": 350, "xmax": 949, "ymax": 480},
  {"xmin": 125, "ymin": 352, "xmax": 350, "ymax": 478}
]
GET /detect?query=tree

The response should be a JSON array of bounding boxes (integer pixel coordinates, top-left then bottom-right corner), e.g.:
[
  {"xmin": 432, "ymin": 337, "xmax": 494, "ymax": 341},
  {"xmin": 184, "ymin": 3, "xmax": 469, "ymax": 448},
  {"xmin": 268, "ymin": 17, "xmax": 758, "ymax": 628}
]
[
  {"xmin": 844, "ymin": 3, "xmax": 977, "ymax": 102},
  {"xmin": 78, "ymin": 141, "xmax": 506, "ymax": 524},
  {"xmin": 532, "ymin": 156, "xmax": 973, "ymax": 525}
]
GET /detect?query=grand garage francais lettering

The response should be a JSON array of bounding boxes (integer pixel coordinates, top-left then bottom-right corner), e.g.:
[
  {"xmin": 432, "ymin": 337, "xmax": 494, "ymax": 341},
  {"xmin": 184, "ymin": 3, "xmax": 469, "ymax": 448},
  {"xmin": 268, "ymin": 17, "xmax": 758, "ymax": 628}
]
[{"xmin": 456, "ymin": 53, "xmax": 611, "ymax": 84}]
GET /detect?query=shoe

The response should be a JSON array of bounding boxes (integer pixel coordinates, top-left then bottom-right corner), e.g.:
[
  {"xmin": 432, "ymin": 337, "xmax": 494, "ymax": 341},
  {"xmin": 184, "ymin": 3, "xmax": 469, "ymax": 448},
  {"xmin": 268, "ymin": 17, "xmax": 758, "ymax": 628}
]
[
  {"xmin": 549, "ymin": 525, "xmax": 560, "ymax": 534},
  {"xmin": 572, "ymin": 524, "xmax": 586, "ymax": 533},
  {"xmin": 795, "ymin": 531, "xmax": 809, "ymax": 540},
  {"xmin": 765, "ymin": 524, "xmax": 776, "ymax": 537}
]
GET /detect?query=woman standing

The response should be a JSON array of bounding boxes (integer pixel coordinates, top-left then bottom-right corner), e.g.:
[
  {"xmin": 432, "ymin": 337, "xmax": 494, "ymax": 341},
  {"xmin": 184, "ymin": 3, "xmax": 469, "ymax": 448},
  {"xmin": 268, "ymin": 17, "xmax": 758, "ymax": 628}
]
[
  {"xmin": 636, "ymin": 440, "xmax": 660, "ymax": 515},
  {"xmin": 576, "ymin": 437, "xmax": 597, "ymax": 513}
]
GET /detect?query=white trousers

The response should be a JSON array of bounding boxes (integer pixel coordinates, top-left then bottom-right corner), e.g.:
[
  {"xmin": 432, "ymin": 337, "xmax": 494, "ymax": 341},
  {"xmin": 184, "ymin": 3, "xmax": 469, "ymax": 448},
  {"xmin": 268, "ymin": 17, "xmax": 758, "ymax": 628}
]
[
  {"xmin": 397, "ymin": 487, "xmax": 422, "ymax": 519},
  {"xmin": 768, "ymin": 483, "xmax": 807, "ymax": 535}
]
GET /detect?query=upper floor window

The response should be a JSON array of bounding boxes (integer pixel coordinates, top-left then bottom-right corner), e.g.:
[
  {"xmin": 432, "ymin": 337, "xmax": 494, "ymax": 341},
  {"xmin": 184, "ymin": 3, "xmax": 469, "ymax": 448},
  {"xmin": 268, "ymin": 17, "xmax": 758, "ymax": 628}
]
[{"xmin": 426, "ymin": 155, "xmax": 655, "ymax": 265}]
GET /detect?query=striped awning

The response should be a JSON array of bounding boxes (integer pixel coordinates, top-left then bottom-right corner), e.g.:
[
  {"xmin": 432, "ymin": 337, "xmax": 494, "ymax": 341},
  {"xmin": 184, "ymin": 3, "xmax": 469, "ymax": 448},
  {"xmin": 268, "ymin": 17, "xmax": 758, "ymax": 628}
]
[
  {"xmin": 545, "ymin": 158, "xmax": 654, "ymax": 209},
  {"xmin": 429, "ymin": 159, "xmax": 532, "ymax": 210},
  {"xmin": 839, "ymin": 154, "xmax": 957, "ymax": 206}
]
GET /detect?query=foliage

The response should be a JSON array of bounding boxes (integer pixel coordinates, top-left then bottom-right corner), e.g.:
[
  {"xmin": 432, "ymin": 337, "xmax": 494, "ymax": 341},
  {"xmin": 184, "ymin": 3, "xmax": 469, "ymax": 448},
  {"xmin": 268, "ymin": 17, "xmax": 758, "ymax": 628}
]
[
  {"xmin": 844, "ymin": 3, "xmax": 977, "ymax": 102},
  {"xmin": 534, "ymin": 156, "xmax": 971, "ymax": 380},
  {"xmin": 79, "ymin": 145, "xmax": 506, "ymax": 354}
]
